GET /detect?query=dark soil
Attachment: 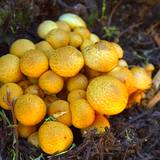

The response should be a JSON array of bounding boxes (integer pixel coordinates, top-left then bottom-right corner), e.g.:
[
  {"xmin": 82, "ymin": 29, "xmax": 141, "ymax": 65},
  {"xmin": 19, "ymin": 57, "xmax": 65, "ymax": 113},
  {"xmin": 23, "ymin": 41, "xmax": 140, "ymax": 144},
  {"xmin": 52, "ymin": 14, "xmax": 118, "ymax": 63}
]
[{"xmin": 0, "ymin": 0, "xmax": 160, "ymax": 160}]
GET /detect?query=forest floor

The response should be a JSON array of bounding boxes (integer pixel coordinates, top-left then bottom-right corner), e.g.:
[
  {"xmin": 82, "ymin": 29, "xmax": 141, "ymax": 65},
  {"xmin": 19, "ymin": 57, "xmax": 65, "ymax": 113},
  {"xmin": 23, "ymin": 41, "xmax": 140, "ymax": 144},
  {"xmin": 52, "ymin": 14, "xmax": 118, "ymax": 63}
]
[{"xmin": 0, "ymin": 0, "xmax": 160, "ymax": 160}]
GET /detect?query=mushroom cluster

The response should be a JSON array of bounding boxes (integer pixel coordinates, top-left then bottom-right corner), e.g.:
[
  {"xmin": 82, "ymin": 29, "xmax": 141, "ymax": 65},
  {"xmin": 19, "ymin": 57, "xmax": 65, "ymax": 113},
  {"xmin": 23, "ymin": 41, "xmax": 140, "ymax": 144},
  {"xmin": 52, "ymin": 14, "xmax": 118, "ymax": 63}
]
[{"xmin": 0, "ymin": 13, "xmax": 153, "ymax": 155}]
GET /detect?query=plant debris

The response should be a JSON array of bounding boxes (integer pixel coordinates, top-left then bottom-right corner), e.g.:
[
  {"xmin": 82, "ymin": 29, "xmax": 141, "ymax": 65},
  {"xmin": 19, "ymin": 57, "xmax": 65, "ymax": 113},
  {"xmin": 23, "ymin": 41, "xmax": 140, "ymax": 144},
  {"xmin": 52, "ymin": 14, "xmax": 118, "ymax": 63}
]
[{"xmin": 0, "ymin": 0, "xmax": 160, "ymax": 160}]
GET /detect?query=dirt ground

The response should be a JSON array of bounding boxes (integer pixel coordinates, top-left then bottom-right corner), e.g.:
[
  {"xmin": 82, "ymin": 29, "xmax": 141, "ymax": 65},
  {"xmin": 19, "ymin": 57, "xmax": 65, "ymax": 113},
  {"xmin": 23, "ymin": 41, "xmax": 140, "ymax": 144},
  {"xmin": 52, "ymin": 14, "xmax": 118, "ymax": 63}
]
[{"xmin": 0, "ymin": 0, "xmax": 160, "ymax": 160}]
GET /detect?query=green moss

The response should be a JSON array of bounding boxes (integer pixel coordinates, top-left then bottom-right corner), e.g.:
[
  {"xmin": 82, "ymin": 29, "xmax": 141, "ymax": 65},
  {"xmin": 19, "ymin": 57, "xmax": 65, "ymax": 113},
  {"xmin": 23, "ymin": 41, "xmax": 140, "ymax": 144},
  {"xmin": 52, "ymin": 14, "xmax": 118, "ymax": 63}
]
[
  {"xmin": 0, "ymin": 9, "xmax": 9, "ymax": 25},
  {"xmin": 103, "ymin": 26, "xmax": 119, "ymax": 39}
]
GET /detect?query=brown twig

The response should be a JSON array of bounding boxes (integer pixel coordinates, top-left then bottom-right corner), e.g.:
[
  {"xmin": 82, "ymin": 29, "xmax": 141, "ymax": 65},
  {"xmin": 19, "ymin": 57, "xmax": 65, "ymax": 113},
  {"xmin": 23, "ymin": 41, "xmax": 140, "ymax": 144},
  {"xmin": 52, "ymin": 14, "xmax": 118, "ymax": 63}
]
[
  {"xmin": 147, "ymin": 22, "xmax": 160, "ymax": 35},
  {"xmin": 147, "ymin": 91, "xmax": 160, "ymax": 108},
  {"xmin": 107, "ymin": 0, "xmax": 123, "ymax": 26},
  {"xmin": 123, "ymin": 147, "xmax": 128, "ymax": 160},
  {"xmin": 145, "ymin": 69, "xmax": 160, "ymax": 108},
  {"xmin": 117, "ymin": 22, "xmax": 143, "ymax": 39},
  {"xmin": 3, "ymin": 89, "xmax": 19, "ymax": 160},
  {"xmin": 153, "ymin": 69, "xmax": 160, "ymax": 90}
]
